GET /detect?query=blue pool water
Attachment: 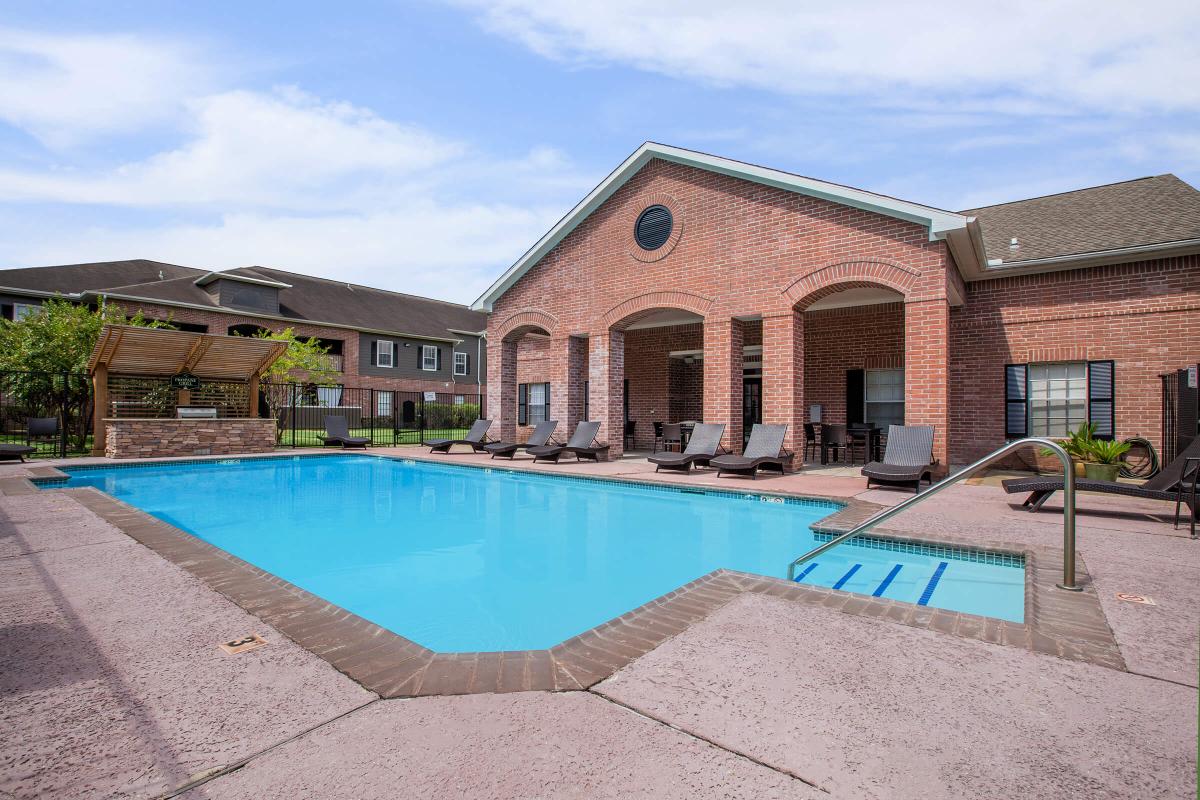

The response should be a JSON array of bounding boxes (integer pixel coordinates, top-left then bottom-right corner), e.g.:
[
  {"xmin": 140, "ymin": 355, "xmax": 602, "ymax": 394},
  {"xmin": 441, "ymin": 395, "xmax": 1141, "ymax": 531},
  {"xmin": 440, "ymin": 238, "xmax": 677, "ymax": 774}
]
[{"xmin": 43, "ymin": 456, "xmax": 1024, "ymax": 650}]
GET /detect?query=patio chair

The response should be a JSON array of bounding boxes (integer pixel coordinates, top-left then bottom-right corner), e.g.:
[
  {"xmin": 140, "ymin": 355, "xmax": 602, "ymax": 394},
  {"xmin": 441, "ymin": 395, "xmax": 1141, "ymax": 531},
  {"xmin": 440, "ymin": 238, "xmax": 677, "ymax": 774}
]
[
  {"xmin": 647, "ymin": 423, "xmax": 726, "ymax": 473},
  {"xmin": 652, "ymin": 421, "xmax": 665, "ymax": 451},
  {"xmin": 0, "ymin": 444, "xmax": 36, "ymax": 462},
  {"xmin": 803, "ymin": 423, "xmax": 819, "ymax": 462},
  {"xmin": 660, "ymin": 422, "xmax": 683, "ymax": 453},
  {"xmin": 861, "ymin": 425, "xmax": 936, "ymax": 493},
  {"xmin": 320, "ymin": 415, "xmax": 371, "ymax": 449},
  {"xmin": 483, "ymin": 420, "xmax": 559, "ymax": 459},
  {"xmin": 709, "ymin": 424, "xmax": 794, "ymax": 479},
  {"xmin": 623, "ymin": 420, "xmax": 636, "ymax": 450},
  {"xmin": 820, "ymin": 423, "xmax": 847, "ymax": 464},
  {"xmin": 528, "ymin": 420, "xmax": 610, "ymax": 463},
  {"xmin": 1002, "ymin": 436, "xmax": 1200, "ymax": 535},
  {"xmin": 425, "ymin": 418, "xmax": 494, "ymax": 454},
  {"xmin": 26, "ymin": 417, "xmax": 58, "ymax": 446}
]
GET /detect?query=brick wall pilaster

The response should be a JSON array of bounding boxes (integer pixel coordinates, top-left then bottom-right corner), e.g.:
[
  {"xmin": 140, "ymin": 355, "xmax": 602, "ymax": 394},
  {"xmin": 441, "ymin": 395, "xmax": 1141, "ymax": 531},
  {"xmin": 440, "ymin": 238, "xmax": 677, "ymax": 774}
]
[
  {"xmin": 703, "ymin": 317, "xmax": 744, "ymax": 454},
  {"xmin": 904, "ymin": 299, "xmax": 950, "ymax": 471},
  {"xmin": 490, "ymin": 339, "xmax": 518, "ymax": 443},
  {"xmin": 589, "ymin": 329, "xmax": 624, "ymax": 459},
  {"xmin": 762, "ymin": 311, "xmax": 804, "ymax": 460}
]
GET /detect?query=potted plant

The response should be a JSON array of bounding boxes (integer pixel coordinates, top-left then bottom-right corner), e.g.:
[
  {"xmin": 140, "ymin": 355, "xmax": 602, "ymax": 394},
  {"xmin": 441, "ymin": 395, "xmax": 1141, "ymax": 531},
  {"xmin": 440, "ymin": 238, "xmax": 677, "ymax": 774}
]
[
  {"xmin": 1082, "ymin": 438, "xmax": 1131, "ymax": 482},
  {"xmin": 1040, "ymin": 422, "xmax": 1096, "ymax": 477}
]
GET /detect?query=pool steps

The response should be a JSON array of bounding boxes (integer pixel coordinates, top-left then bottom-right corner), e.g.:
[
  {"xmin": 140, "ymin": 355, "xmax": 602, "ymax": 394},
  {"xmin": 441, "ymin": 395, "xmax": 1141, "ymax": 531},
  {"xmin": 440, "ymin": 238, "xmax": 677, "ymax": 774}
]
[{"xmin": 795, "ymin": 559, "xmax": 952, "ymax": 606}]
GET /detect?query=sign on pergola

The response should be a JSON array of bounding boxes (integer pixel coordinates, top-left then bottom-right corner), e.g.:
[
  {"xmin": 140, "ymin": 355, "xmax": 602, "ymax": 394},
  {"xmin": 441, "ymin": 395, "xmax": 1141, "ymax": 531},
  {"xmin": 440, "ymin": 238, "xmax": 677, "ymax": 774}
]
[{"xmin": 87, "ymin": 325, "xmax": 288, "ymax": 454}]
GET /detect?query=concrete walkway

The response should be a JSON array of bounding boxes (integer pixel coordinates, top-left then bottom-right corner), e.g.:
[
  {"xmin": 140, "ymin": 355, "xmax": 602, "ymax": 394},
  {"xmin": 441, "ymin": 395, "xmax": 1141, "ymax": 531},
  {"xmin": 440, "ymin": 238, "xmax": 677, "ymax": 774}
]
[{"xmin": 1, "ymin": 452, "xmax": 1196, "ymax": 798}]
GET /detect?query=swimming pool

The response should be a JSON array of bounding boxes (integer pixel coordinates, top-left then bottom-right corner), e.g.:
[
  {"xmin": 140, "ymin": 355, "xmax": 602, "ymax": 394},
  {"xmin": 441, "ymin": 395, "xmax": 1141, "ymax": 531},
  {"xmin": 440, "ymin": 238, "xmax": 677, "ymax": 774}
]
[{"xmin": 42, "ymin": 455, "xmax": 1025, "ymax": 650}]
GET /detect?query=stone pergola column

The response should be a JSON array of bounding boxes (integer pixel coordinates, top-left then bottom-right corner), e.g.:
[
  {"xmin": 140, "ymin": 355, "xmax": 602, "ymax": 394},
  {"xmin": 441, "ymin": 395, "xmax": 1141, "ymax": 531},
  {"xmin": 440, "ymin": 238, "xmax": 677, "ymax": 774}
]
[
  {"xmin": 904, "ymin": 298, "xmax": 950, "ymax": 472},
  {"xmin": 762, "ymin": 310, "xmax": 804, "ymax": 461},
  {"xmin": 702, "ymin": 317, "xmax": 744, "ymax": 454},
  {"xmin": 589, "ymin": 329, "xmax": 624, "ymax": 459},
  {"xmin": 488, "ymin": 338, "xmax": 519, "ymax": 444}
]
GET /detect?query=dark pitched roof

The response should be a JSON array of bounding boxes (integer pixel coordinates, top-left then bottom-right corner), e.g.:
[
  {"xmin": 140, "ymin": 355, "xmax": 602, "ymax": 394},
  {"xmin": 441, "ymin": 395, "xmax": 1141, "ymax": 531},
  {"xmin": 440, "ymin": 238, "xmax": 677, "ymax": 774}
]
[
  {"xmin": 962, "ymin": 174, "xmax": 1200, "ymax": 264},
  {"xmin": 0, "ymin": 259, "xmax": 203, "ymax": 294},
  {"xmin": 0, "ymin": 260, "xmax": 485, "ymax": 340}
]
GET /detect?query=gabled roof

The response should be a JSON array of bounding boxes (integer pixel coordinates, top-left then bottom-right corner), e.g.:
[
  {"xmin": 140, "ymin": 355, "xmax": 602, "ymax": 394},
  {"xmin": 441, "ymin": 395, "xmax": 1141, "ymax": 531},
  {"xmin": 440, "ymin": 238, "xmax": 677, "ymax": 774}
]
[
  {"xmin": 0, "ymin": 259, "xmax": 203, "ymax": 296},
  {"xmin": 962, "ymin": 174, "xmax": 1200, "ymax": 268},
  {"xmin": 0, "ymin": 260, "xmax": 486, "ymax": 342},
  {"xmin": 471, "ymin": 142, "xmax": 975, "ymax": 311}
]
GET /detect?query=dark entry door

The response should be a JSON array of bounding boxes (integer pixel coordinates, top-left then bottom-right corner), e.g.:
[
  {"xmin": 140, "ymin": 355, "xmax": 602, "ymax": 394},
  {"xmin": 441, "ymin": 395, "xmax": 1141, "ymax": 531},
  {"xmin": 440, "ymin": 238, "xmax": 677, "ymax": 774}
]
[{"xmin": 743, "ymin": 378, "xmax": 762, "ymax": 447}]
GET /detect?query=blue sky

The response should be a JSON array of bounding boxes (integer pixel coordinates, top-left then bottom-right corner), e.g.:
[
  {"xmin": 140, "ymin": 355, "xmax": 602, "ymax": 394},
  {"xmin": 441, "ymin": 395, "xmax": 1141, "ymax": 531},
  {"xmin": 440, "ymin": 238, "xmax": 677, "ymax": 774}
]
[{"xmin": 1, "ymin": 1, "xmax": 1197, "ymax": 303}]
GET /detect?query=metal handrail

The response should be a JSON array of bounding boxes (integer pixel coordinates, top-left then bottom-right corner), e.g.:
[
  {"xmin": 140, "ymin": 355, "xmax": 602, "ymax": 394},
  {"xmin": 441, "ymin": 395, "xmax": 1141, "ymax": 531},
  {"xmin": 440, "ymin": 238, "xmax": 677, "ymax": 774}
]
[{"xmin": 787, "ymin": 437, "xmax": 1081, "ymax": 591}]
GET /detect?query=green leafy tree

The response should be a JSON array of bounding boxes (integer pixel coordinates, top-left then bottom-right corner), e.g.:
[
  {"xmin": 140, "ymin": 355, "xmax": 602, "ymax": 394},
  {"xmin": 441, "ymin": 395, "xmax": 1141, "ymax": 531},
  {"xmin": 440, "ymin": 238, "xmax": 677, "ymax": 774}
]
[
  {"xmin": 0, "ymin": 298, "xmax": 165, "ymax": 448},
  {"xmin": 245, "ymin": 327, "xmax": 338, "ymax": 441}
]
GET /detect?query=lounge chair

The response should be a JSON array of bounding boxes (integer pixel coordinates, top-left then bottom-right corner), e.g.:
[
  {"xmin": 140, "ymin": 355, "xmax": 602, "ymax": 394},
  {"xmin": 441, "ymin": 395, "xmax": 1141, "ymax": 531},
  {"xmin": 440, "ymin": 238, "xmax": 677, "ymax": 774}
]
[
  {"xmin": 861, "ymin": 425, "xmax": 936, "ymax": 493},
  {"xmin": 483, "ymin": 420, "xmax": 558, "ymax": 459},
  {"xmin": 320, "ymin": 415, "xmax": 371, "ymax": 449},
  {"xmin": 528, "ymin": 421, "xmax": 609, "ymax": 463},
  {"xmin": 0, "ymin": 444, "xmax": 36, "ymax": 462},
  {"xmin": 425, "ymin": 419, "xmax": 494, "ymax": 454},
  {"xmin": 1003, "ymin": 436, "xmax": 1200, "ymax": 534},
  {"xmin": 647, "ymin": 423, "xmax": 726, "ymax": 473},
  {"xmin": 709, "ymin": 424, "xmax": 794, "ymax": 478}
]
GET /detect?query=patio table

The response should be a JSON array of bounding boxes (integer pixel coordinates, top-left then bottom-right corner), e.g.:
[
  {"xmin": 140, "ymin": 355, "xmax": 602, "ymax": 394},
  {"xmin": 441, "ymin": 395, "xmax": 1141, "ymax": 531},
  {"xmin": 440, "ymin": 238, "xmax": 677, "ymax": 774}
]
[{"xmin": 848, "ymin": 424, "xmax": 882, "ymax": 463}]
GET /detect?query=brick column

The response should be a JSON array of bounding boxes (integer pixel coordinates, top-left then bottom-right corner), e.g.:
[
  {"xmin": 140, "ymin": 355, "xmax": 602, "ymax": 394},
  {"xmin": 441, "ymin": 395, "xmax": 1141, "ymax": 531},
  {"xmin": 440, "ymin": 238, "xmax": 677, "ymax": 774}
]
[
  {"xmin": 703, "ymin": 317, "xmax": 744, "ymax": 454},
  {"xmin": 589, "ymin": 329, "xmax": 624, "ymax": 459},
  {"xmin": 488, "ymin": 338, "xmax": 519, "ymax": 443},
  {"xmin": 904, "ymin": 299, "xmax": 950, "ymax": 472},
  {"xmin": 762, "ymin": 310, "xmax": 804, "ymax": 462},
  {"xmin": 548, "ymin": 335, "xmax": 588, "ymax": 437}
]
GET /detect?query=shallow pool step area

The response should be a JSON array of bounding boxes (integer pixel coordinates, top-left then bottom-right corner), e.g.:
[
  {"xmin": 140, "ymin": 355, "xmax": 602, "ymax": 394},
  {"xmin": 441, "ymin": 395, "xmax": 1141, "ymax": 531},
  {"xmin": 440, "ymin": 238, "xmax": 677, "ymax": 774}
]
[{"xmin": 789, "ymin": 551, "xmax": 1028, "ymax": 624}]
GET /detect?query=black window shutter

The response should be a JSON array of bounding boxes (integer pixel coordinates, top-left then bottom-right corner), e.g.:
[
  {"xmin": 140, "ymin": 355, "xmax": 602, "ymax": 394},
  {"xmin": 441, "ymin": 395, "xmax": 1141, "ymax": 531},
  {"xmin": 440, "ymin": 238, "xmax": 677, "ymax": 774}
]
[
  {"xmin": 543, "ymin": 382, "xmax": 550, "ymax": 419},
  {"xmin": 518, "ymin": 383, "xmax": 528, "ymax": 425},
  {"xmin": 435, "ymin": 348, "xmax": 442, "ymax": 370},
  {"xmin": 1004, "ymin": 364, "xmax": 1028, "ymax": 438},
  {"xmin": 846, "ymin": 370, "xmax": 865, "ymax": 424},
  {"xmin": 370, "ymin": 340, "xmax": 378, "ymax": 366},
  {"xmin": 418, "ymin": 346, "xmax": 423, "ymax": 368},
  {"xmin": 1088, "ymin": 360, "xmax": 1115, "ymax": 440},
  {"xmin": 583, "ymin": 380, "xmax": 589, "ymax": 421},
  {"xmin": 464, "ymin": 353, "xmax": 470, "ymax": 373}
]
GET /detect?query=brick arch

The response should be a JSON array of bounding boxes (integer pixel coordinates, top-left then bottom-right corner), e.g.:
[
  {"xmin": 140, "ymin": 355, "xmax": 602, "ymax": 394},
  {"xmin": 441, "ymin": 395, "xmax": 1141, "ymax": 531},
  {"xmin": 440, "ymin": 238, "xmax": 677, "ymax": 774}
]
[
  {"xmin": 601, "ymin": 290, "xmax": 714, "ymax": 331},
  {"xmin": 782, "ymin": 260, "xmax": 918, "ymax": 310},
  {"xmin": 496, "ymin": 308, "xmax": 558, "ymax": 342}
]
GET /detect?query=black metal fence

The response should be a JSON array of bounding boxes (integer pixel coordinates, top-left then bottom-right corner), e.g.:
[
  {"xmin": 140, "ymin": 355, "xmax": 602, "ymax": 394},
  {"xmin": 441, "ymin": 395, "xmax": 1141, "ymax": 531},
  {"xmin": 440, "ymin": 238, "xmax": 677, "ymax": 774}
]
[
  {"xmin": 0, "ymin": 370, "xmax": 92, "ymax": 458},
  {"xmin": 0, "ymin": 369, "xmax": 485, "ymax": 459},
  {"xmin": 263, "ymin": 383, "xmax": 485, "ymax": 448}
]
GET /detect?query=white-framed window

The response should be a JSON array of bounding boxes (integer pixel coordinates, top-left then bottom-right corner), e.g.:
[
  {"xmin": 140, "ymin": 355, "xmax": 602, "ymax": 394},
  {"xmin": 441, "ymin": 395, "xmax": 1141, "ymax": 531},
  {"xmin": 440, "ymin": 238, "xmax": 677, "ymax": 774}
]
[
  {"xmin": 374, "ymin": 340, "xmax": 394, "ymax": 368},
  {"xmin": 527, "ymin": 382, "xmax": 548, "ymax": 424},
  {"xmin": 12, "ymin": 303, "xmax": 39, "ymax": 321},
  {"xmin": 453, "ymin": 395, "xmax": 465, "ymax": 405},
  {"xmin": 1028, "ymin": 362, "xmax": 1087, "ymax": 438},
  {"xmin": 421, "ymin": 345, "xmax": 439, "ymax": 371},
  {"xmin": 454, "ymin": 351, "xmax": 468, "ymax": 375},
  {"xmin": 864, "ymin": 369, "xmax": 904, "ymax": 428},
  {"xmin": 376, "ymin": 390, "xmax": 393, "ymax": 418}
]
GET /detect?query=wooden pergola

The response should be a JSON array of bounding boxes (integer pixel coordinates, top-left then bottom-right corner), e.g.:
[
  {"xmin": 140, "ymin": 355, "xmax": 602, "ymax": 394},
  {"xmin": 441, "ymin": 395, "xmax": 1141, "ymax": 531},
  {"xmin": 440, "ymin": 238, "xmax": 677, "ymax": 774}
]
[{"xmin": 87, "ymin": 325, "xmax": 288, "ymax": 455}]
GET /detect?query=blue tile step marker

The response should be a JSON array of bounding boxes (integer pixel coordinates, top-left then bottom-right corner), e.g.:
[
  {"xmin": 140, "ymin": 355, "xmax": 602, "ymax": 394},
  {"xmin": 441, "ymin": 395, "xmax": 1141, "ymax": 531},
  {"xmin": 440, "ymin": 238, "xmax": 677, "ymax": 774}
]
[
  {"xmin": 872, "ymin": 564, "xmax": 903, "ymax": 597},
  {"xmin": 832, "ymin": 564, "xmax": 862, "ymax": 590},
  {"xmin": 792, "ymin": 562, "xmax": 819, "ymax": 582},
  {"xmin": 917, "ymin": 561, "xmax": 949, "ymax": 606}
]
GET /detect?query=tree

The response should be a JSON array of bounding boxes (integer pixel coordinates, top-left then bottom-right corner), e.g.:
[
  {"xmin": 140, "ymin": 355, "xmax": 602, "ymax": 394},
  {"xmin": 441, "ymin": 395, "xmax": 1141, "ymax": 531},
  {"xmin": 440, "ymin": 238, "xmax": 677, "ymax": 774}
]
[
  {"xmin": 245, "ymin": 327, "xmax": 339, "ymax": 441},
  {"xmin": 0, "ymin": 298, "xmax": 165, "ymax": 448}
]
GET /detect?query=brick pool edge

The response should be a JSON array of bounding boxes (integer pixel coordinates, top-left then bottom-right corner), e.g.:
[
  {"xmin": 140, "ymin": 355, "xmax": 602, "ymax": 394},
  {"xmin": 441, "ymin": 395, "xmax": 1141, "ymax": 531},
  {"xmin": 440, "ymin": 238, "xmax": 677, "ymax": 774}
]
[{"xmin": 3, "ymin": 456, "xmax": 1125, "ymax": 697}]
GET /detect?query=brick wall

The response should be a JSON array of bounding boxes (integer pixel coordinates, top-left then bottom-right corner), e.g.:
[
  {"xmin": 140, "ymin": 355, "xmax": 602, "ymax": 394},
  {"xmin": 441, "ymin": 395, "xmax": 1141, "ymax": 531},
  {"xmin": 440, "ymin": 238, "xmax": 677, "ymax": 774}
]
[
  {"xmin": 104, "ymin": 418, "xmax": 277, "ymax": 458},
  {"xmin": 949, "ymin": 255, "xmax": 1200, "ymax": 463}
]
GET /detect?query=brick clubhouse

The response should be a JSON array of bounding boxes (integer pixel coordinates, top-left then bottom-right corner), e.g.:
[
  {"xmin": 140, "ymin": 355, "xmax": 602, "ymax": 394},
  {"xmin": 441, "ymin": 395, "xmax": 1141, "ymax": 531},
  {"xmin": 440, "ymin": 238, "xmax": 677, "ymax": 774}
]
[{"xmin": 472, "ymin": 142, "xmax": 1200, "ymax": 468}]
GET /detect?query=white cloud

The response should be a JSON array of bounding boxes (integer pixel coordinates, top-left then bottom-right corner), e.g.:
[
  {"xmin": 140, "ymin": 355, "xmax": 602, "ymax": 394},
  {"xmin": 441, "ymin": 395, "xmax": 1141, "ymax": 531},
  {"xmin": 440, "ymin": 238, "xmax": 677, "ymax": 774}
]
[
  {"xmin": 0, "ymin": 28, "xmax": 212, "ymax": 147},
  {"xmin": 454, "ymin": 0, "xmax": 1200, "ymax": 113}
]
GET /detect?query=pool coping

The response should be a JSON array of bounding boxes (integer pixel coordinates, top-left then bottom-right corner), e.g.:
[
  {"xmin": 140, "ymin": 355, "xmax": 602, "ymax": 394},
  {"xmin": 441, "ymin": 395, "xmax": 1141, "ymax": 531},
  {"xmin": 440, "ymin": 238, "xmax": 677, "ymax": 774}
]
[{"xmin": 3, "ymin": 452, "xmax": 1126, "ymax": 697}]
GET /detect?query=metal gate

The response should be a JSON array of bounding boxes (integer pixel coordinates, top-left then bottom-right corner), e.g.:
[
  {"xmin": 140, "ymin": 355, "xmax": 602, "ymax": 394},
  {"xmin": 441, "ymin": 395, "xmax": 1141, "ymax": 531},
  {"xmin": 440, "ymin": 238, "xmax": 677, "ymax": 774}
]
[{"xmin": 0, "ymin": 370, "xmax": 92, "ymax": 458}]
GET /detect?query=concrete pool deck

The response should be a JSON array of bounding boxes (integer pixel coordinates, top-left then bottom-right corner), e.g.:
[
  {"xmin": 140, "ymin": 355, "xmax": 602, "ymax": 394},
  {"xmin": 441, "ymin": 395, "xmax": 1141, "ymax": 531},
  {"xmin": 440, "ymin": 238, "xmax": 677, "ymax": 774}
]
[{"xmin": 0, "ymin": 450, "xmax": 1196, "ymax": 798}]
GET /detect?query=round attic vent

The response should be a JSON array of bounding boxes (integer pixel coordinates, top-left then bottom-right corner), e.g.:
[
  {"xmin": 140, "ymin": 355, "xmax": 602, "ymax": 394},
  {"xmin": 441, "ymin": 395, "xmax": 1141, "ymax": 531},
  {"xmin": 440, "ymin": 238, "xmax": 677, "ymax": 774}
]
[{"xmin": 634, "ymin": 205, "xmax": 673, "ymax": 251}]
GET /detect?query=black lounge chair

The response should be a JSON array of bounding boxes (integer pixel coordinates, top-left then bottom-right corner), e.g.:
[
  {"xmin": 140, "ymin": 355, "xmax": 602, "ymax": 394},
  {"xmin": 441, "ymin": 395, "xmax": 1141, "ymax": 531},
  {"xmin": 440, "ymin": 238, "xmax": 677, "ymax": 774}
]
[
  {"xmin": 483, "ymin": 420, "xmax": 559, "ymax": 459},
  {"xmin": 648, "ymin": 423, "xmax": 726, "ymax": 473},
  {"xmin": 528, "ymin": 421, "xmax": 609, "ymax": 463},
  {"xmin": 709, "ymin": 424, "xmax": 794, "ymax": 479},
  {"xmin": 861, "ymin": 425, "xmax": 936, "ymax": 493},
  {"xmin": 425, "ymin": 419, "xmax": 494, "ymax": 454},
  {"xmin": 320, "ymin": 415, "xmax": 372, "ymax": 449},
  {"xmin": 1003, "ymin": 436, "xmax": 1200, "ymax": 535}
]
